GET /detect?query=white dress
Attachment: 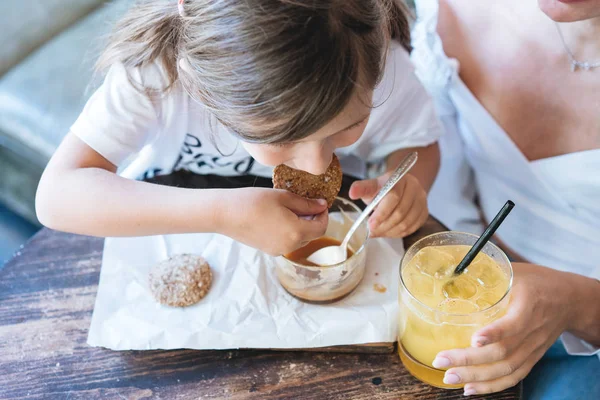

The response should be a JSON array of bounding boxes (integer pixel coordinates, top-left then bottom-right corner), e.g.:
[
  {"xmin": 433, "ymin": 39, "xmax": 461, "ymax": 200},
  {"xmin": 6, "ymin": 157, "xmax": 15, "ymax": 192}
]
[{"xmin": 412, "ymin": 0, "xmax": 600, "ymax": 356}]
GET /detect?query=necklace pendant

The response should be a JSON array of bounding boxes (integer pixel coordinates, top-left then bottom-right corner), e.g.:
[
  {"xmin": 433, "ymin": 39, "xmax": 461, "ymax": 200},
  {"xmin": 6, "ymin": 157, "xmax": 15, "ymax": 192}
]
[{"xmin": 582, "ymin": 62, "xmax": 591, "ymax": 71}]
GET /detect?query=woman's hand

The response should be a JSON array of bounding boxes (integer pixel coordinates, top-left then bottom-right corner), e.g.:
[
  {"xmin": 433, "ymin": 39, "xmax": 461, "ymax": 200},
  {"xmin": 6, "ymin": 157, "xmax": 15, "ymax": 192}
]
[
  {"xmin": 349, "ymin": 172, "xmax": 428, "ymax": 238},
  {"xmin": 221, "ymin": 187, "xmax": 329, "ymax": 256},
  {"xmin": 432, "ymin": 263, "xmax": 577, "ymax": 396}
]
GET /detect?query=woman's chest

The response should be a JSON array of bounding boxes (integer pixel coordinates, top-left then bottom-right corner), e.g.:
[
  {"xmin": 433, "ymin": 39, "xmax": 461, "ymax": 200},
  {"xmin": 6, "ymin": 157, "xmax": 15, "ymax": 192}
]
[
  {"xmin": 467, "ymin": 63, "xmax": 600, "ymax": 161},
  {"xmin": 439, "ymin": 2, "xmax": 600, "ymax": 161},
  {"xmin": 472, "ymin": 77, "xmax": 600, "ymax": 160}
]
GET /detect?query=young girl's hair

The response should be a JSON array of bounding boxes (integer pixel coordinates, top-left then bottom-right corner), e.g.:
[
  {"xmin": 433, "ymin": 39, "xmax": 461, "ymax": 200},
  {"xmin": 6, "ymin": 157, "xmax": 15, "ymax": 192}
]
[{"xmin": 97, "ymin": 0, "xmax": 412, "ymax": 144}]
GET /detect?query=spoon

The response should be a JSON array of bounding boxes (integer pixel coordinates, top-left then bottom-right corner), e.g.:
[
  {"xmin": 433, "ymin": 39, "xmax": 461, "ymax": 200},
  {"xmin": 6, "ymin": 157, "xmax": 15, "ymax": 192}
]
[{"xmin": 307, "ymin": 152, "xmax": 418, "ymax": 266}]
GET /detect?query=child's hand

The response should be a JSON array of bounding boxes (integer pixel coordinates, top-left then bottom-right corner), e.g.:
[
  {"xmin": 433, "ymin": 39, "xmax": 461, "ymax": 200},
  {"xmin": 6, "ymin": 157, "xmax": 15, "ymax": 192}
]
[
  {"xmin": 222, "ymin": 188, "xmax": 329, "ymax": 256},
  {"xmin": 349, "ymin": 173, "xmax": 428, "ymax": 238}
]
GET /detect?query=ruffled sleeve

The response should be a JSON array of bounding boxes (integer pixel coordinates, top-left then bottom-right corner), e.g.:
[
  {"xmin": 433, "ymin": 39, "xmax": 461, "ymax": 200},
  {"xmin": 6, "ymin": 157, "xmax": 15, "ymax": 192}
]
[{"xmin": 411, "ymin": 0, "xmax": 460, "ymax": 118}]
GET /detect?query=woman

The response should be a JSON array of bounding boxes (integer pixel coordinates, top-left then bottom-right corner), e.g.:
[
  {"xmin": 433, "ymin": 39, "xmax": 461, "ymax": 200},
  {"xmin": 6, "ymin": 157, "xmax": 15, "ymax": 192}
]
[{"xmin": 411, "ymin": 0, "xmax": 600, "ymax": 398}]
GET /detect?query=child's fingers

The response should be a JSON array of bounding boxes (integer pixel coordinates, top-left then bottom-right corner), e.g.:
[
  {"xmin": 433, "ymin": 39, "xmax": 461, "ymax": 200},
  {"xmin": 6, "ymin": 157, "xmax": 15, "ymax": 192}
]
[
  {"xmin": 349, "ymin": 178, "xmax": 379, "ymax": 202},
  {"xmin": 297, "ymin": 210, "xmax": 328, "ymax": 241},
  {"xmin": 371, "ymin": 181, "xmax": 417, "ymax": 234},
  {"xmin": 372, "ymin": 204, "xmax": 405, "ymax": 235},
  {"xmin": 373, "ymin": 189, "xmax": 416, "ymax": 234},
  {"xmin": 384, "ymin": 204, "xmax": 428, "ymax": 238},
  {"xmin": 283, "ymin": 192, "xmax": 328, "ymax": 216},
  {"xmin": 408, "ymin": 205, "xmax": 429, "ymax": 234},
  {"xmin": 368, "ymin": 191, "xmax": 402, "ymax": 233},
  {"xmin": 396, "ymin": 197, "xmax": 427, "ymax": 233}
]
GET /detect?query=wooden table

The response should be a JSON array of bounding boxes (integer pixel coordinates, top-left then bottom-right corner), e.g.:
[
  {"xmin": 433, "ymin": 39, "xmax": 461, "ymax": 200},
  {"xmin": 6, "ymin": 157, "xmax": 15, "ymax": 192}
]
[{"xmin": 0, "ymin": 215, "xmax": 521, "ymax": 400}]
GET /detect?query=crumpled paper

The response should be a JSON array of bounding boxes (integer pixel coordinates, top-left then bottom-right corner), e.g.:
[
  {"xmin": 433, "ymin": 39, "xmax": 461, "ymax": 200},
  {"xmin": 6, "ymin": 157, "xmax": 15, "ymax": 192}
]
[{"xmin": 87, "ymin": 231, "xmax": 404, "ymax": 350}]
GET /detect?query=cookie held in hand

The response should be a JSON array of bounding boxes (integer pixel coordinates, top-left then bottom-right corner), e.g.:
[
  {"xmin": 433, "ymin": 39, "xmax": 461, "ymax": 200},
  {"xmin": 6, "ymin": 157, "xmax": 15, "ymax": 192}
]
[
  {"xmin": 149, "ymin": 254, "xmax": 212, "ymax": 307},
  {"xmin": 272, "ymin": 154, "xmax": 342, "ymax": 208}
]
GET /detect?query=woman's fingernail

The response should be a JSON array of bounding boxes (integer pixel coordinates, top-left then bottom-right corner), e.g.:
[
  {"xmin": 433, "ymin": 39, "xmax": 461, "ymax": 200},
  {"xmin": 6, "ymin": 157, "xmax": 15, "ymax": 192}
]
[
  {"xmin": 443, "ymin": 373, "xmax": 461, "ymax": 385},
  {"xmin": 432, "ymin": 356, "xmax": 452, "ymax": 369},
  {"xmin": 464, "ymin": 388, "xmax": 477, "ymax": 396},
  {"xmin": 472, "ymin": 336, "xmax": 488, "ymax": 347},
  {"xmin": 317, "ymin": 199, "xmax": 327, "ymax": 206}
]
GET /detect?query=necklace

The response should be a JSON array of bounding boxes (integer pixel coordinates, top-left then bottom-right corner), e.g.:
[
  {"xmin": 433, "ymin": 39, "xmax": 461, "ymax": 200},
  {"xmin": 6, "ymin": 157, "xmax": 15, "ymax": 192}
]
[{"xmin": 555, "ymin": 22, "xmax": 600, "ymax": 72}]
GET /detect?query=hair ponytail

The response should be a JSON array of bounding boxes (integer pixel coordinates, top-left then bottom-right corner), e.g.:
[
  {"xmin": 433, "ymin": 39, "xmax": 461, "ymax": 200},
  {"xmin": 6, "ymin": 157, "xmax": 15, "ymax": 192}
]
[
  {"xmin": 96, "ymin": 0, "xmax": 183, "ymax": 90},
  {"xmin": 388, "ymin": 0, "xmax": 413, "ymax": 52}
]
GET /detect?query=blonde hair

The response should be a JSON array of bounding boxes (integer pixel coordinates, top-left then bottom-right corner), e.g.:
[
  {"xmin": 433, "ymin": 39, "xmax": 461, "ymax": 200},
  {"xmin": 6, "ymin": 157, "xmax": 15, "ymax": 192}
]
[{"xmin": 97, "ymin": 0, "xmax": 412, "ymax": 143}]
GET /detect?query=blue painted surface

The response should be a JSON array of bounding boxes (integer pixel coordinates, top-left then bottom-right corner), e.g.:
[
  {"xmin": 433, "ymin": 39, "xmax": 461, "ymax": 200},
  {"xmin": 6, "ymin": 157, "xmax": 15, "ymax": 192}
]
[{"xmin": 0, "ymin": 203, "xmax": 38, "ymax": 268}]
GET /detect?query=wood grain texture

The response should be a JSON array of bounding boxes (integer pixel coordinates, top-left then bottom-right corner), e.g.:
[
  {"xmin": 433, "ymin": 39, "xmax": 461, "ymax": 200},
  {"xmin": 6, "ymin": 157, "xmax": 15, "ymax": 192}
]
[{"xmin": 0, "ymin": 224, "xmax": 521, "ymax": 400}]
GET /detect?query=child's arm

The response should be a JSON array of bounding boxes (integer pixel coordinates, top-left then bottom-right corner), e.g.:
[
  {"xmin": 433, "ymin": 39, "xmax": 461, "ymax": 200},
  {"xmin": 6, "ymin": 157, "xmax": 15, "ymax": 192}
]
[
  {"xmin": 384, "ymin": 143, "xmax": 440, "ymax": 192},
  {"xmin": 349, "ymin": 142, "xmax": 440, "ymax": 238},
  {"xmin": 36, "ymin": 133, "xmax": 328, "ymax": 255}
]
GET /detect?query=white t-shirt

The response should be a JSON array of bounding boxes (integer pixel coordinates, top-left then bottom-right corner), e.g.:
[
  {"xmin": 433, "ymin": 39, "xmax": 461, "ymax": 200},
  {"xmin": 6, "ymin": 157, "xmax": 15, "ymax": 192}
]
[{"xmin": 71, "ymin": 42, "xmax": 442, "ymax": 181}]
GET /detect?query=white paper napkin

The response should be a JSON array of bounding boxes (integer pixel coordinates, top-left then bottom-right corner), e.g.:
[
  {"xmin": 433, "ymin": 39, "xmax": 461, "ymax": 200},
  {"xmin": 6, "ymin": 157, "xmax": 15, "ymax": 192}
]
[{"xmin": 88, "ymin": 233, "xmax": 404, "ymax": 350}]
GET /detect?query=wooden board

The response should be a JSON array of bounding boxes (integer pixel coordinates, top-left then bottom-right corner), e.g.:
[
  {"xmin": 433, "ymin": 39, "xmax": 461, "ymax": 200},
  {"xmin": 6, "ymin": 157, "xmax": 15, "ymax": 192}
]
[{"xmin": 273, "ymin": 342, "xmax": 396, "ymax": 354}]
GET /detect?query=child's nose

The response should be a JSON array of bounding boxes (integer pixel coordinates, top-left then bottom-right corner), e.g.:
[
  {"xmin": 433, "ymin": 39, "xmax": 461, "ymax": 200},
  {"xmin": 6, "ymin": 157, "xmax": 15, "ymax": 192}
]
[{"xmin": 293, "ymin": 147, "xmax": 332, "ymax": 175}]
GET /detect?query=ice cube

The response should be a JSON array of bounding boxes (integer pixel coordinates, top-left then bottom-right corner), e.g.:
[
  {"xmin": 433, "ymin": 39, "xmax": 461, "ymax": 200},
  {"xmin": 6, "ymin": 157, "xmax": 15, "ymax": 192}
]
[
  {"xmin": 476, "ymin": 298, "xmax": 493, "ymax": 310},
  {"xmin": 414, "ymin": 247, "xmax": 456, "ymax": 279},
  {"xmin": 465, "ymin": 258, "xmax": 505, "ymax": 289},
  {"xmin": 442, "ymin": 276, "xmax": 478, "ymax": 299},
  {"xmin": 438, "ymin": 298, "xmax": 479, "ymax": 314},
  {"xmin": 405, "ymin": 271, "xmax": 435, "ymax": 297},
  {"xmin": 475, "ymin": 291, "xmax": 502, "ymax": 310}
]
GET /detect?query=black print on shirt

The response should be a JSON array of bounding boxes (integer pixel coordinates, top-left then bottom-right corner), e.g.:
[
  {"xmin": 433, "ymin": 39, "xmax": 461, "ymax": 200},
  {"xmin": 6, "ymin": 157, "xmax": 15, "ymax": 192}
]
[
  {"xmin": 140, "ymin": 168, "xmax": 163, "ymax": 180},
  {"xmin": 173, "ymin": 133, "xmax": 255, "ymax": 175}
]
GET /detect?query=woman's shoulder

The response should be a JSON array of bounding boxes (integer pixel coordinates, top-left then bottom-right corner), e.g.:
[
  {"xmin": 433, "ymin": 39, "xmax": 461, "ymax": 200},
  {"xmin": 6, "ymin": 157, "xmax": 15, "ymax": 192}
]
[
  {"xmin": 411, "ymin": 0, "xmax": 499, "ymax": 93},
  {"xmin": 436, "ymin": 0, "xmax": 499, "ymax": 59}
]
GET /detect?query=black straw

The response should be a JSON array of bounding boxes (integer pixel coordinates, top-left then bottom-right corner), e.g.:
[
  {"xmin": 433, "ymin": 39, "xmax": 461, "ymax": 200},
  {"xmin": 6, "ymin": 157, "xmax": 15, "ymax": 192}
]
[{"xmin": 454, "ymin": 200, "xmax": 515, "ymax": 275}]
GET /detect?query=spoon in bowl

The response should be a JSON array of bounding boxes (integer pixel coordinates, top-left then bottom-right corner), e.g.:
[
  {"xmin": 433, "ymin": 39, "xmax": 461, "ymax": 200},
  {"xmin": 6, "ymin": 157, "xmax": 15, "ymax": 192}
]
[{"xmin": 306, "ymin": 152, "xmax": 418, "ymax": 266}]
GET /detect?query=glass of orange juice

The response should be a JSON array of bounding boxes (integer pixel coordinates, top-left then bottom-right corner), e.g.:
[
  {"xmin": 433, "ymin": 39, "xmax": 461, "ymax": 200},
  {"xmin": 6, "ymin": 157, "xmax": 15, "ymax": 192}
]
[{"xmin": 398, "ymin": 231, "xmax": 512, "ymax": 388}]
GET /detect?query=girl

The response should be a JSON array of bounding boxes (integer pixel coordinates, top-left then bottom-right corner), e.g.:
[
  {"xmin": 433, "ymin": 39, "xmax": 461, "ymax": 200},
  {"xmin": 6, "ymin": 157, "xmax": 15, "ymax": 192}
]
[{"xmin": 36, "ymin": 0, "xmax": 441, "ymax": 256}]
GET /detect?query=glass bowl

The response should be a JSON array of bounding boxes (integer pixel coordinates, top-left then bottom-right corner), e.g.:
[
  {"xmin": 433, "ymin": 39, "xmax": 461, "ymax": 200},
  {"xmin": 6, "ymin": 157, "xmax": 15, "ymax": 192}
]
[{"xmin": 276, "ymin": 197, "xmax": 369, "ymax": 304}]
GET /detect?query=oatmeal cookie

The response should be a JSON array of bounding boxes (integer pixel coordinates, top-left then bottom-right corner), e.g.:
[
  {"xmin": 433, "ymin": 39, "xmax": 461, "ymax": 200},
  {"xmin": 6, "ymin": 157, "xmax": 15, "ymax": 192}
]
[
  {"xmin": 272, "ymin": 154, "xmax": 342, "ymax": 208},
  {"xmin": 149, "ymin": 254, "xmax": 212, "ymax": 307}
]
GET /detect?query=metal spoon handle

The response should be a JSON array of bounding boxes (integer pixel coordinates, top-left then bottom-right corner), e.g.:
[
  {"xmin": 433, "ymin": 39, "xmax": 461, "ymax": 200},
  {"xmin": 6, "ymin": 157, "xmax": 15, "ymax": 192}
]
[{"xmin": 342, "ymin": 152, "xmax": 418, "ymax": 248}]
